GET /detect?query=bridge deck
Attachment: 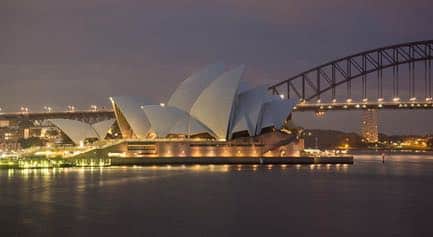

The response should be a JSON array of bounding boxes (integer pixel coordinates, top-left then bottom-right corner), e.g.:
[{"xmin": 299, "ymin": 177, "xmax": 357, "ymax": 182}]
[{"xmin": 294, "ymin": 101, "xmax": 433, "ymax": 111}]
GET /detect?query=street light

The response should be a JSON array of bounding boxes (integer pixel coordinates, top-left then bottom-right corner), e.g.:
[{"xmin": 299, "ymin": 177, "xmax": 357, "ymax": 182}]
[
  {"xmin": 90, "ymin": 105, "xmax": 98, "ymax": 112},
  {"xmin": 20, "ymin": 106, "xmax": 29, "ymax": 113},
  {"xmin": 43, "ymin": 106, "xmax": 53, "ymax": 113},
  {"xmin": 67, "ymin": 105, "xmax": 76, "ymax": 112}
]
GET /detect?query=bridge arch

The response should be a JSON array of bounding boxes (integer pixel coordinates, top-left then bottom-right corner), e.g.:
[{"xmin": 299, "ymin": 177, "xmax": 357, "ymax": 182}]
[{"xmin": 269, "ymin": 40, "xmax": 433, "ymax": 102}]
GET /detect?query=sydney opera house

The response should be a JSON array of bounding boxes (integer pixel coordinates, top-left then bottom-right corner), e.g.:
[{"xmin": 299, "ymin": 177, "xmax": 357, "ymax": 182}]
[{"xmin": 48, "ymin": 64, "xmax": 303, "ymax": 158}]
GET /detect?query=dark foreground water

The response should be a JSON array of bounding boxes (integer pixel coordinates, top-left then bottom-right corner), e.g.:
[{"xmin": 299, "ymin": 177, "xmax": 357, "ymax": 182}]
[{"xmin": 1, "ymin": 154, "xmax": 433, "ymax": 237}]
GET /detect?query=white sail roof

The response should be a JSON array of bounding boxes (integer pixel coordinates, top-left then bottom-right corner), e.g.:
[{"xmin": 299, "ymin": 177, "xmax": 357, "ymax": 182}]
[
  {"xmin": 230, "ymin": 85, "xmax": 268, "ymax": 137},
  {"xmin": 141, "ymin": 105, "xmax": 215, "ymax": 137},
  {"xmin": 48, "ymin": 119, "xmax": 99, "ymax": 145},
  {"xmin": 108, "ymin": 64, "xmax": 297, "ymax": 141},
  {"xmin": 110, "ymin": 96, "xmax": 151, "ymax": 139},
  {"xmin": 257, "ymin": 98, "xmax": 297, "ymax": 133},
  {"xmin": 190, "ymin": 65, "xmax": 245, "ymax": 139},
  {"xmin": 230, "ymin": 116, "xmax": 249, "ymax": 136},
  {"xmin": 167, "ymin": 63, "xmax": 225, "ymax": 113},
  {"xmin": 168, "ymin": 115, "xmax": 215, "ymax": 136},
  {"xmin": 140, "ymin": 106, "xmax": 185, "ymax": 137},
  {"xmin": 92, "ymin": 119, "xmax": 115, "ymax": 139}
]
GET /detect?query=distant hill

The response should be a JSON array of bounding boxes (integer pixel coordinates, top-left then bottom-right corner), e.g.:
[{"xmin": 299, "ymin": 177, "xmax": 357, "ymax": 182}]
[
  {"xmin": 302, "ymin": 129, "xmax": 433, "ymax": 150},
  {"xmin": 303, "ymin": 129, "xmax": 364, "ymax": 149}
]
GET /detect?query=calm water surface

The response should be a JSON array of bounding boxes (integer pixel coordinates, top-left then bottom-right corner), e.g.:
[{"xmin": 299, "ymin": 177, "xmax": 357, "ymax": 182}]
[{"xmin": 1, "ymin": 154, "xmax": 433, "ymax": 237}]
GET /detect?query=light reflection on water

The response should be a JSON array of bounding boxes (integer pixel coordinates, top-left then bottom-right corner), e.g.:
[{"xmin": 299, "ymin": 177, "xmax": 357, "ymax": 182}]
[{"xmin": 1, "ymin": 154, "xmax": 433, "ymax": 237}]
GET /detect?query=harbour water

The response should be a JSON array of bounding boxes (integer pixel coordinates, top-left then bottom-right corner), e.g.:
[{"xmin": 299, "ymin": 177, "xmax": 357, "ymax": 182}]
[{"xmin": 1, "ymin": 154, "xmax": 433, "ymax": 236}]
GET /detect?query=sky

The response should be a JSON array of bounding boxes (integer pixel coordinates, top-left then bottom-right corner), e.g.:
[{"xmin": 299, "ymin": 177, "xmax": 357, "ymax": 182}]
[{"xmin": 1, "ymin": 0, "xmax": 433, "ymax": 135}]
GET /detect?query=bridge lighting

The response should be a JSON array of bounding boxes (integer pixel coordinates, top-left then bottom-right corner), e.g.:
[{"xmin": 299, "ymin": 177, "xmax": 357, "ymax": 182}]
[
  {"xmin": 327, "ymin": 105, "xmax": 332, "ymax": 109},
  {"xmin": 362, "ymin": 98, "xmax": 368, "ymax": 103},
  {"xmin": 377, "ymin": 98, "xmax": 384, "ymax": 102},
  {"xmin": 392, "ymin": 97, "xmax": 400, "ymax": 102},
  {"xmin": 315, "ymin": 111, "xmax": 325, "ymax": 117},
  {"xmin": 43, "ymin": 106, "xmax": 53, "ymax": 113},
  {"xmin": 410, "ymin": 97, "xmax": 417, "ymax": 101},
  {"xmin": 378, "ymin": 104, "xmax": 383, "ymax": 108},
  {"xmin": 316, "ymin": 99, "xmax": 321, "ymax": 103},
  {"xmin": 67, "ymin": 105, "xmax": 76, "ymax": 112},
  {"xmin": 426, "ymin": 97, "xmax": 432, "ymax": 102},
  {"xmin": 332, "ymin": 99, "xmax": 337, "ymax": 103},
  {"xmin": 20, "ymin": 106, "xmax": 29, "ymax": 113},
  {"xmin": 362, "ymin": 104, "xmax": 367, "ymax": 108},
  {"xmin": 355, "ymin": 104, "xmax": 360, "ymax": 108},
  {"xmin": 346, "ymin": 98, "xmax": 352, "ymax": 103},
  {"xmin": 279, "ymin": 94, "xmax": 285, "ymax": 99},
  {"xmin": 90, "ymin": 105, "xmax": 98, "ymax": 112},
  {"xmin": 160, "ymin": 103, "xmax": 166, "ymax": 107},
  {"xmin": 343, "ymin": 105, "xmax": 348, "ymax": 109}
]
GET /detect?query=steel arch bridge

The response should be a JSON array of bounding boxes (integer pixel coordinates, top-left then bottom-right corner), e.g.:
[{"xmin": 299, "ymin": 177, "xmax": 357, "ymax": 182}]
[{"xmin": 269, "ymin": 40, "xmax": 433, "ymax": 112}]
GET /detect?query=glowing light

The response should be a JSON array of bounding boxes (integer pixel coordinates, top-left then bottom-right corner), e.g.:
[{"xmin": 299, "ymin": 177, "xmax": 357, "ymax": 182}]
[
  {"xmin": 410, "ymin": 97, "xmax": 417, "ymax": 101},
  {"xmin": 90, "ymin": 105, "xmax": 98, "ymax": 111},
  {"xmin": 393, "ymin": 97, "xmax": 400, "ymax": 102},
  {"xmin": 43, "ymin": 106, "xmax": 53, "ymax": 112},
  {"xmin": 377, "ymin": 98, "xmax": 384, "ymax": 102},
  {"xmin": 362, "ymin": 98, "xmax": 368, "ymax": 103},
  {"xmin": 160, "ymin": 103, "xmax": 166, "ymax": 107},
  {"xmin": 346, "ymin": 98, "xmax": 352, "ymax": 103},
  {"xmin": 279, "ymin": 94, "xmax": 285, "ymax": 99},
  {"xmin": 67, "ymin": 105, "xmax": 75, "ymax": 112}
]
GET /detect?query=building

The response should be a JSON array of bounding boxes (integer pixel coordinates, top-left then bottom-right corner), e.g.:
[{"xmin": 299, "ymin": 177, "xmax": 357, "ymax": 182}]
[
  {"xmin": 48, "ymin": 64, "xmax": 302, "ymax": 157},
  {"xmin": 360, "ymin": 109, "xmax": 379, "ymax": 143}
]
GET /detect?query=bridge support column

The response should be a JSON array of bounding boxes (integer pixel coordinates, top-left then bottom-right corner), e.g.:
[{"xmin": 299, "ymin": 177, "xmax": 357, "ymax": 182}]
[{"xmin": 360, "ymin": 109, "xmax": 379, "ymax": 143}]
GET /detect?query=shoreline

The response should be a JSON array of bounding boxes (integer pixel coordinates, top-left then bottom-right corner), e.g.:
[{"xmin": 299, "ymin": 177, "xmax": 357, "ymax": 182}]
[{"xmin": 0, "ymin": 156, "xmax": 353, "ymax": 169}]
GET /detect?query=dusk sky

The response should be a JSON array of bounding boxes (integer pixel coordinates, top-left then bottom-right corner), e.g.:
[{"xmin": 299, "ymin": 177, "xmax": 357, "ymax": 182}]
[{"xmin": 1, "ymin": 0, "xmax": 433, "ymax": 134}]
